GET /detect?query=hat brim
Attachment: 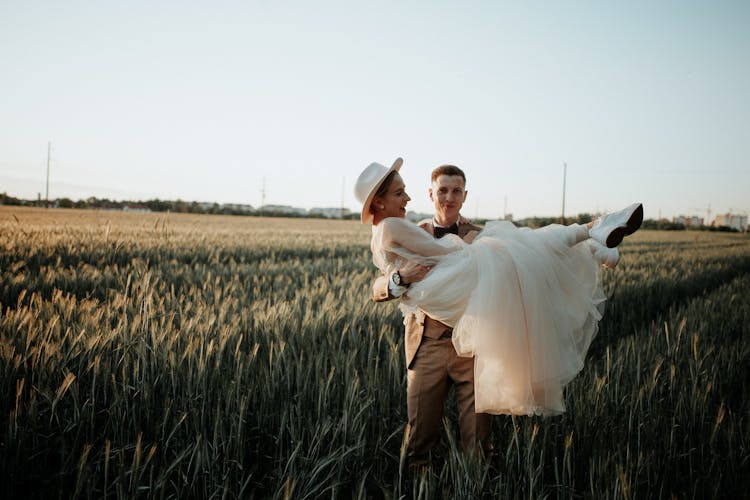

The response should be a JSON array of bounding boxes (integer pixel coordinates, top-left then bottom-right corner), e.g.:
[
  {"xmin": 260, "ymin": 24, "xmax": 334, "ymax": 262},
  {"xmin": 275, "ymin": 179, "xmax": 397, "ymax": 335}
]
[{"xmin": 361, "ymin": 157, "xmax": 403, "ymax": 224}]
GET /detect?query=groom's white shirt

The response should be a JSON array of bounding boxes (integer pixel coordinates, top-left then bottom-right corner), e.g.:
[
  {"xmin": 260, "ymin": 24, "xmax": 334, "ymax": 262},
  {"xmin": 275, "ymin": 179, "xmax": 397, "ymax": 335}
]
[{"xmin": 388, "ymin": 276, "xmax": 407, "ymax": 297}]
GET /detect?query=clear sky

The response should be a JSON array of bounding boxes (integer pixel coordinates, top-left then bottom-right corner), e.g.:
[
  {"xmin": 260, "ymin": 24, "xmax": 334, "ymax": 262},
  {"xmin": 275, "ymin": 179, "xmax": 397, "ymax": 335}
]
[{"xmin": 1, "ymin": 0, "xmax": 748, "ymax": 220}]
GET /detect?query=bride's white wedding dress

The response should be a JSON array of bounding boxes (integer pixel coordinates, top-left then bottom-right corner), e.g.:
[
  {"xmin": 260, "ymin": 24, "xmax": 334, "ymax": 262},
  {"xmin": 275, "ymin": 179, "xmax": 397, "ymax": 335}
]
[{"xmin": 371, "ymin": 217, "xmax": 606, "ymax": 416}]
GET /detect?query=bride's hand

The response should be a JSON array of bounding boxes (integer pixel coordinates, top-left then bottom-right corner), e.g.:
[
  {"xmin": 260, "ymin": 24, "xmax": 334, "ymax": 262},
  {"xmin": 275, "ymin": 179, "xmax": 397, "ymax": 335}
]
[{"xmin": 399, "ymin": 262, "xmax": 431, "ymax": 285}]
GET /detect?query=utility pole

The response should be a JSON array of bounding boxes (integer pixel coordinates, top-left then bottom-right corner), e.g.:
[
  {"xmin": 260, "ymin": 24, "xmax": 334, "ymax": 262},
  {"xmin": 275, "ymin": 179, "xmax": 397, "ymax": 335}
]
[
  {"xmin": 260, "ymin": 177, "xmax": 266, "ymax": 216},
  {"xmin": 503, "ymin": 195, "xmax": 508, "ymax": 220},
  {"xmin": 340, "ymin": 176, "xmax": 345, "ymax": 218},
  {"xmin": 561, "ymin": 162, "xmax": 567, "ymax": 224},
  {"xmin": 45, "ymin": 141, "xmax": 51, "ymax": 208}
]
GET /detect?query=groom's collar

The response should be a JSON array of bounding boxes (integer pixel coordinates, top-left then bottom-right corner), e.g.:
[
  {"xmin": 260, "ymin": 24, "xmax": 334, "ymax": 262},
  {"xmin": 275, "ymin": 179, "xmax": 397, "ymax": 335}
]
[{"xmin": 432, "ymin": 216, "xmax": 461, "ymax": 228}]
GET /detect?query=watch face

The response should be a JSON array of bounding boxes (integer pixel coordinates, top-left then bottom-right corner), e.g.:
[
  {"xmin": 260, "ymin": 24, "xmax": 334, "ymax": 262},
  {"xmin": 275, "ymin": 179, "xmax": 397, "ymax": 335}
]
[{"xmin": 392, "ymin": 272, "xmax": 401, "ymax": 285}]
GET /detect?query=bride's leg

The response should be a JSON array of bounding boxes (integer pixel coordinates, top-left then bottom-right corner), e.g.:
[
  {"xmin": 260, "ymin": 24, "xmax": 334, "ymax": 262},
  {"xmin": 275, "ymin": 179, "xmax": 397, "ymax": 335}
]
[
  {"xmin": 533, "ymin": 223, "xmax": 590, "ymax": 247},
  {"xmin": 572, "ymin": 223, "xmax": 590, "ymax": 245}
]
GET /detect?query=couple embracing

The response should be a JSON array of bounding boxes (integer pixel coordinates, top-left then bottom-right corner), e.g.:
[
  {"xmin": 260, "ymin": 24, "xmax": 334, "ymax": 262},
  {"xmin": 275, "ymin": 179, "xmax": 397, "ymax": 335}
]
[{"xmin": 354, "ymin": 158, "xmax": 643, "ymax": 467}]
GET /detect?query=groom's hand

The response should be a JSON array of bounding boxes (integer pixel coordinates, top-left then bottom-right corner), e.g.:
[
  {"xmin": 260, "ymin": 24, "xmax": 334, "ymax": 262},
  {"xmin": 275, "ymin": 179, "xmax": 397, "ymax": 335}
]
[
  {"xmin": 399, "ymin": 262, "xmax": 430, "ymax": 285},
  {"xmin": 463, "ymin": 230, "xmax": 479, "ymax": 244}
]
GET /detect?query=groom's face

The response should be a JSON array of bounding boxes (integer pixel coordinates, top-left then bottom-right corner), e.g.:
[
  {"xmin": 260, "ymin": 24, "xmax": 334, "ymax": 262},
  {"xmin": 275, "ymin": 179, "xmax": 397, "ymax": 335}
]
[{"xmin": 429, "ymin": 174, "xmax": 467, "ymax": 224}]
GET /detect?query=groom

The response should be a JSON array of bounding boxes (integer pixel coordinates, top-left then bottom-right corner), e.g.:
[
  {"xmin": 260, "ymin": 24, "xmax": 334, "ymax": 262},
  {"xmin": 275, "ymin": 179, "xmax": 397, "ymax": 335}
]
[{"xmin": 372, "ymin": 165, "xmax": 492, "ymax": 465}]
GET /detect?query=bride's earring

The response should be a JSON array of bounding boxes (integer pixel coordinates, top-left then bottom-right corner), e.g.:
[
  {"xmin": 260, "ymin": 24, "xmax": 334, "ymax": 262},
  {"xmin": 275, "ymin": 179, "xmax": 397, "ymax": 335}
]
[{"xmin": 379, "ymin": 205, "xmax": 385, "ymax": 210}]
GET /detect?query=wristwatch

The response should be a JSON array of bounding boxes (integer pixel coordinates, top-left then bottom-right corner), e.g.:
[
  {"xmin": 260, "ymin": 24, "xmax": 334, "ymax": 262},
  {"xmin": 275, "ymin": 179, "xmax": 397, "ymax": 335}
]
[{"xmin": 391, "ymin": 271, "xmax": 404, "ymax": 287}]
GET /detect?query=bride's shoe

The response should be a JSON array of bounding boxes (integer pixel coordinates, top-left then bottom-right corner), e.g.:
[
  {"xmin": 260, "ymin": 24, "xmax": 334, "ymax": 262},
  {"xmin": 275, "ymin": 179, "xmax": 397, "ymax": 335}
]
[
  {"xmin": 589, "ymin": 240, "xmax": 620, "ymax": 269},
  {"xmin": 589, "ymin": 202, "xmax": 643, "ymax": 248}
]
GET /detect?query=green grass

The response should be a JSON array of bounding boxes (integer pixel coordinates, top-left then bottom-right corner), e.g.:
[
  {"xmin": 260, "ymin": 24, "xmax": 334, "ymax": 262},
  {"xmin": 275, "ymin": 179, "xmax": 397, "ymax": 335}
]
[{"xmin": 1, "ymin": 207, "xmax": 749, "ymax": 498}]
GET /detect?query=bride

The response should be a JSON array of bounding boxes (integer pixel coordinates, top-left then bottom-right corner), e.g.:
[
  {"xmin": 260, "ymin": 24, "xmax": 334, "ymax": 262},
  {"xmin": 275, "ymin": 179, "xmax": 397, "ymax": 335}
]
[{"xmin": 355, "ymin": 158, "xmax": 642, "ymax": 416}]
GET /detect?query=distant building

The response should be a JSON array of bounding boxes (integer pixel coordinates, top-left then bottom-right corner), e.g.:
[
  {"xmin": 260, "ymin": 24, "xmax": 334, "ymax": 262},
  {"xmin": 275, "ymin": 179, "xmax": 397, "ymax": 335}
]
[
  {"xmin": 309, "ymin": 207, "xmax": 351, "ymax": 218},
  {"xmin": 221, "ymin": 203, "xmax": 254, "ymax": 212},
  {"xmin": 123, "ymin": 204, "xmax": 152, "ymax": 213},
  {"xmin": 673, "ymin": 215, "xmax": 703, "ymax": 227},
  {"xmin": 259, "ymin": 205, "xmax": 307, "ymax": 216},
  {"xmin": 407, "ymin": 211, "xmax": 433, "ymax": 223},
  {"xmin": 713, "ymin": 213, "xmax": 748, "ymax": 232}
]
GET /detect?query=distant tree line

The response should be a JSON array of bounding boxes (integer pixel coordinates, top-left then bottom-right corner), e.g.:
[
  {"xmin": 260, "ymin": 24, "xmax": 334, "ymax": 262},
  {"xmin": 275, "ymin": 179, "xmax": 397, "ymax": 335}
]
[
  {"xmin": 0, "ymin": 193, "xmax": 225, "ymax": 213},
  {"xmin": 0, "ymin": 193, "xmax": 357, "ymax": 219},
  {"xmin": 640, "ymin": 218, "xmax": 742, "ymax": 232},
  {"xmin": 1, "ymin": 192, "xmax": 744, "ymax": 231},
  {"xmin": 489, "ymin": 213, "xmax": 743, "ymax": 233}
]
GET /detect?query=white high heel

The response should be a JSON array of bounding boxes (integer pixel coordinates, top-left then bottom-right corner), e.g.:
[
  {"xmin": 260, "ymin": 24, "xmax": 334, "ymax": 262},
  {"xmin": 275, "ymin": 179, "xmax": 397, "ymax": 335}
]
[
  {"xmin": 589, "ymin": 240, "xmax": 620, "ymax": 269},
  {"xmin": 589, "ymin": 202, "xmax": 643, "ymax": 248}
]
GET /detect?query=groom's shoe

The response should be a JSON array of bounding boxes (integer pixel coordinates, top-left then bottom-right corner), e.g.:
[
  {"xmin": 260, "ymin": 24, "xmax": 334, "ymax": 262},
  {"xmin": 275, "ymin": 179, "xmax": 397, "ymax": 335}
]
[
  {"xmin": 589, "ymin": 202, "xmax": 643, "ymax": 248},
  {"xmin": 589, "ymin": 240, "xmax": 620, "ymax": 269}
]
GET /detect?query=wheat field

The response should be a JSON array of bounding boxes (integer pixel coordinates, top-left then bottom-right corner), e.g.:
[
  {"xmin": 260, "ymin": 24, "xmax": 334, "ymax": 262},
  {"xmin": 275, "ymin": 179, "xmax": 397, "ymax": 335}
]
[{"xmin": 1, "ymin": 206, "xmax": 749, "ymax": 499}]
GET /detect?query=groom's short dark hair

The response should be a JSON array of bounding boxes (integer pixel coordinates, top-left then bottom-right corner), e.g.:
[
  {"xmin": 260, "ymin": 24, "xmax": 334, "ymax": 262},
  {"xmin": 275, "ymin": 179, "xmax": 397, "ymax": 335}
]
[{"xmin": 431, "ymin": 165, "xmax": 466, "ymax": 184}]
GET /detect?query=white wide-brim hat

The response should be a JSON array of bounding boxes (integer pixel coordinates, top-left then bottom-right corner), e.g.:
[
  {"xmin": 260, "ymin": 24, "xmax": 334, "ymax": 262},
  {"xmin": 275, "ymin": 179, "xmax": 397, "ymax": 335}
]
[{"xmin": 353, "ymin": 157, "xmax": 403, "ymax": 224}]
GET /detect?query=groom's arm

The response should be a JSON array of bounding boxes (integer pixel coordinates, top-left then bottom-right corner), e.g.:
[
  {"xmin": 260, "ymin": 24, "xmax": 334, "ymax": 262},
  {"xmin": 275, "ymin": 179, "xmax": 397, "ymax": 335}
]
[{"xmin": 372, "ymin": 263, "xmax": 430, "ymax": 302}]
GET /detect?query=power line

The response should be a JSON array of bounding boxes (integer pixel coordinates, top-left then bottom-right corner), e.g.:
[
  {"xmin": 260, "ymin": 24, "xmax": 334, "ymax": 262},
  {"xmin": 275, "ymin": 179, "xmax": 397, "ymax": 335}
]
[
  {"xmin": 341, "ymin": 176, "xmax": 345, "ymax": 215},
  {"xmin": 45, "ymin": 141, "xmax": 51, "ymax": 207},
  {"xmin": 260, "ymin": 176, "xmax": 266, "ymax": 214},
  {"xmin": 560, "ymin": 162, "xmax": 567, "ymax": 223}
]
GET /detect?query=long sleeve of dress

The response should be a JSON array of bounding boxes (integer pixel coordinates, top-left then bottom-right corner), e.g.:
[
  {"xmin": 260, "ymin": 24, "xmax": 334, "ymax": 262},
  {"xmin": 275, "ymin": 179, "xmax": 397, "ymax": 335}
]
[{"xmin": 371, "ymin": 217, "xmax": 466, "ymax": 273}]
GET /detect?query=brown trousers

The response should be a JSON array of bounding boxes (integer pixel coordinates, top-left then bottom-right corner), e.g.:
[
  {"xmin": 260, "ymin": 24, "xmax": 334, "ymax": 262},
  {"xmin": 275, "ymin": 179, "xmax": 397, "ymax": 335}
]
[{"xmin": 406, "ymin": 334, "xmax": 492, "ymax": 464}]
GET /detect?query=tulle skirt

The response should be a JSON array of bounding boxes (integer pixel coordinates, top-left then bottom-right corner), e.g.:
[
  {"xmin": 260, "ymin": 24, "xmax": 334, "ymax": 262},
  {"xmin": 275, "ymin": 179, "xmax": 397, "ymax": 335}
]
[{"xmin": 401, "ymin": 221, "xmax": 605, "ymax": 416}]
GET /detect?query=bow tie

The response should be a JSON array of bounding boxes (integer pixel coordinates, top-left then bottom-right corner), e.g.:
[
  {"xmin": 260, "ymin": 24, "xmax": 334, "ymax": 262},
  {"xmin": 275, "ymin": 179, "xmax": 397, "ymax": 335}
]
[{"xmin": 433, "ymin": 222, "xmax": 459, "ymax": 239}]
